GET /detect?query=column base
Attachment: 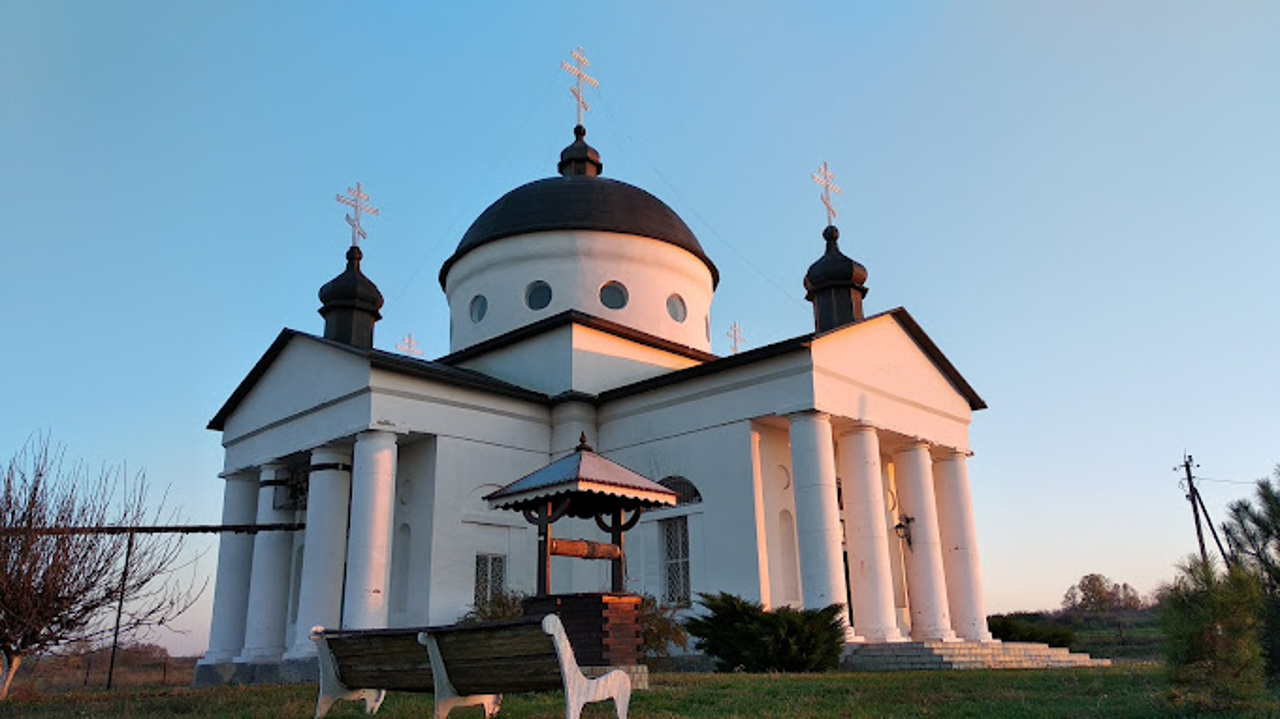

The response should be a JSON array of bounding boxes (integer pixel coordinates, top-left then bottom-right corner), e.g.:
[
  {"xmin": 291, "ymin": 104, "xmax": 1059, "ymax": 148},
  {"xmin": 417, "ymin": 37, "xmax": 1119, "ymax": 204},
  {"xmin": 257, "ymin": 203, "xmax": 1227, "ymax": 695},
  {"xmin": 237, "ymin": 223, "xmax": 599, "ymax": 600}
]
[
  {"xmin": 914, "ymin": 630, "xmax": 960, "ymax": 643},
  {"xmin": 192, "ymin": 661, "xmax": 236, "ymax": 687},
  {"xmin": 192, "ymin": 657, "xmax": 318, "ymax": 686},
  {"xmin": 857, "ymin": 627, "xmax": 908, "ymax": 643},
  {"xmin": 283, "ymin": 641, "xmax": 319, "ymax": 661},
  {"xmin": 197, "ymin": 650, "xmax": 239, "ymax": 666},
  {"xmin": 235, "ymin": 646, "xmax": 285, "ymax": 665}
]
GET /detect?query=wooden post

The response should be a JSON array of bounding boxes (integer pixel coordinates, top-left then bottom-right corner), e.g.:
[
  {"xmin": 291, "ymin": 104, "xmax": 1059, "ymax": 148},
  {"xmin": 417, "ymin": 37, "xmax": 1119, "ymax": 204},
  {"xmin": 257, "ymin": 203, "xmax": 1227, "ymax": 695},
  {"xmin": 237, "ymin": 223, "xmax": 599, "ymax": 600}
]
[
  {"xmin": 106, "ymin": 530, "xmax": 135, "ymax": 690},
  {"xmin": 610, "ymin": 509, "xmax": 624, "ymax": 593},
  {"xmin": 538, "ymin": 501, "xmax": 551, "ymax": 597}
]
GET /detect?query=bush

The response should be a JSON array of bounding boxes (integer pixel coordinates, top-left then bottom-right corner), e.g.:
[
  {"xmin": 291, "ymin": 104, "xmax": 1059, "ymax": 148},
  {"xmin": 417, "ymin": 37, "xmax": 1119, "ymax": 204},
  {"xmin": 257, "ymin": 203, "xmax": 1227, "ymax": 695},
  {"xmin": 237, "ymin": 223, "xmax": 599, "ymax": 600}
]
[
  {"xmin": 987, "ymin": 613, "xmax": 1075, "ymax": 647},
  {"xmin": 458, "ymin": 589, "xmax": 525, "ymax": 625},
  {"xmin": 684, "ymin": 592, "xmax": 844, "ymax": 672},
  {"xmin": 1161, "ymin": 557, "xmax": 1266, "ymax": 712},
  {"xmin": 638, "ymin": 595, "xmax": 688, "ymax": 658}
]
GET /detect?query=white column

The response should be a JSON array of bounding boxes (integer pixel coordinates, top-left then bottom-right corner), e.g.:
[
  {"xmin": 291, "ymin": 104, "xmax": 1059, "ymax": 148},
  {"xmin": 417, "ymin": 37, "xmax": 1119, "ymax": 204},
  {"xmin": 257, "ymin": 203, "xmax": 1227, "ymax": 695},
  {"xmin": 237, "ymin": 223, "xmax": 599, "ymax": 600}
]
[
  {"xmin": 237, "ymin": 463, "xmax": 295, "ymax": 663},
  {"xmin": 837, "ymin": 426, "xmax": 905, "ymax": 642},
  {"xmin": 285, "ymin": 446, "xmax": 353, "ymax": 658},
  {"xmin": 893, "ymin": 442, "xmax": 957, "ymax": 642},
  {"xmin": 749, "ymin": 429, "xmax": 772, "ymax": 610},
  {"xmin": 343, "ymin": 430, "xmax": 398, "ymax": 629},
  {"xmin": 934, "ymin": 450, "xmax": 993, "ymax": 641},
  {"xmin": 199, "ymin": 472, "xmax": 259, "ymax": 664},
  {"xmin": 787, "ymin": 412, "xmax": 852, "ymax": 636}
]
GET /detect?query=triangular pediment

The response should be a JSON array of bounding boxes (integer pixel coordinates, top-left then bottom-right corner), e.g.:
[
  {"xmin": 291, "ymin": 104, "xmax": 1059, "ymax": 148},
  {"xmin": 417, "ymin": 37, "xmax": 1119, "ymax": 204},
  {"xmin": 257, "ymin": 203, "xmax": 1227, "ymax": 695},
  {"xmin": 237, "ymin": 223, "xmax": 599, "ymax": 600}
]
[
  {"xmin": 810, "ymin": 308, "xmax": 984, "ymax": 423},
  {"xmin": 208, "ymin": 330, "xmax": 372, "ymax": 436}
]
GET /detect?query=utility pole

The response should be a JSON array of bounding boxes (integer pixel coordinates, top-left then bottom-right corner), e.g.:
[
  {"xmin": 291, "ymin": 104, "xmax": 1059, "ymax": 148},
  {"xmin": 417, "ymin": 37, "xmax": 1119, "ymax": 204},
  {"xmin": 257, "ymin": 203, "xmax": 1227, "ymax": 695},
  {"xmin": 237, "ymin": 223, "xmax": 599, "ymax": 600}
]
[{"xmin": 1181, "ymin": 454, "xmax": 1208, "ymax": 564}]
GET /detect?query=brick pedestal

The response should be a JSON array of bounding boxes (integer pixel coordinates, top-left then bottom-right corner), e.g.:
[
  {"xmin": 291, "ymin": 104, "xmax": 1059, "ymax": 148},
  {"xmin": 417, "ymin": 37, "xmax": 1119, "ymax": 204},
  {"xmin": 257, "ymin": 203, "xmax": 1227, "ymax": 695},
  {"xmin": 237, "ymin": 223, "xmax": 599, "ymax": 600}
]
[{"xmin": 522, "ymin": 593, "xmax": 642, "ymax": 666}]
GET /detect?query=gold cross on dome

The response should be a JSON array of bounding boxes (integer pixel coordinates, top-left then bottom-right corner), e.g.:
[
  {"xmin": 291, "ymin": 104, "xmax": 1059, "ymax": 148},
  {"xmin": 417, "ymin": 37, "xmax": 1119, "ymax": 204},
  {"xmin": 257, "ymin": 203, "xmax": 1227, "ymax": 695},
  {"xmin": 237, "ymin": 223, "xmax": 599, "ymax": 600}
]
[
  {"xmin": 812, "ymin": 161, "xmax": 842, "ymax": 226},
  {"xmin": 561, "ymin": 46, "xmax": 599, "ymax": 126},
  {"xmin": 336, "ymin": 182, "xmax": 379, "ymax": 247}
]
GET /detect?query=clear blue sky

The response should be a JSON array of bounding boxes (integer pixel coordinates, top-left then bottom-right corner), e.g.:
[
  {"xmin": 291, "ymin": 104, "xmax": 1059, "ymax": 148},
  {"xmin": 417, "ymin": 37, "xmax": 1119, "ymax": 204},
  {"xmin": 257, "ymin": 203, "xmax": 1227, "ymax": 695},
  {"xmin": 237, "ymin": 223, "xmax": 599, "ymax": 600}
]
[{"xmin": 4, "ymin": 3, "xmax": 1278, "ymax": 655}]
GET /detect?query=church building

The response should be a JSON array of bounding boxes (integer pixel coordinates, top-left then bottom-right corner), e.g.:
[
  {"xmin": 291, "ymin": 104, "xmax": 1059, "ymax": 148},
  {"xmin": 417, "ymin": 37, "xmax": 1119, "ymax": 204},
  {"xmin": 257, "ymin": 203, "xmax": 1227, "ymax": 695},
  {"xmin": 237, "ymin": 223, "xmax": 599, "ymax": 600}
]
[{"xmin": 195, "ymin": 120, "xmax": 993, "ymax": 684}]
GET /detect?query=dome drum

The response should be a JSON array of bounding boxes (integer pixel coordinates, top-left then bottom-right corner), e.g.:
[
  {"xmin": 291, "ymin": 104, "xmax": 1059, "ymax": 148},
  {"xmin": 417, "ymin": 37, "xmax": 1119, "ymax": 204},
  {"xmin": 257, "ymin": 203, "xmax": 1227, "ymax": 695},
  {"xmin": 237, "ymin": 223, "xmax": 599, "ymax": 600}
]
[{"xmin": 444, "ymin": 230, "xmax": 714, "ymax": 353}]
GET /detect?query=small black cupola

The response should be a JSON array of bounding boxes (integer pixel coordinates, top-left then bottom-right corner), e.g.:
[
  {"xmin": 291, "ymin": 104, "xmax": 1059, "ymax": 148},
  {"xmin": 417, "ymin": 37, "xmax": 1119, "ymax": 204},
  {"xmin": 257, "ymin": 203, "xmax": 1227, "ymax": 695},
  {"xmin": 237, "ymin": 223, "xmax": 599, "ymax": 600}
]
[
  {"xmin": 318, "ymin": 245, "xmax": 384, "ymax": 350},
  {"xmin": 557, "ymin": 125, "xmax": 602, "ymax": 177},
  {"xmin": 804, "ymin": 225, "xmax": 869, "ymax": 332}
]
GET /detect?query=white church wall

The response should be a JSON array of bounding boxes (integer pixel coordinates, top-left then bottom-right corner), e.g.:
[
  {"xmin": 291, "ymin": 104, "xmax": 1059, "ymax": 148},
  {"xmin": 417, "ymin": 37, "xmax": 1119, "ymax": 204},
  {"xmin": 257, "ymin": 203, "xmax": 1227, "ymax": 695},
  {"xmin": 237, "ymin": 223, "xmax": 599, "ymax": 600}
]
[
  {"xmin": 598, "ymin": 352, "xmax": 816, "ymax": 448},
  {"xmin": 424, "ymin": 435, "xmax": 542, "ymax": 625},
  {"xmin": 810, "ymin": 317, "xmax": 973, "ymax": 451},
  {"xmin": 609, "ymin": 421, "xmax": 760, "ymax": 607},
  {"xmin": 388, "ymin": 437, "xmax": 438, "ymax": 627},
  {"xmin": 881, "ymin": 458, "xmax": 912, "ymax": 634},
  {"xmin": 444, "ymin": 230, "xmax": 715, "ymax": 353},
  {"xmin": 754, "ymin": 422, "xmax": 802, "ymax": 608},
  {"xmin": 284, "ymin": 529, "xmax": 304, "ymax": 650},
  {"xmin": 569, "ymin": 325, "xmax": 702, "ymax": 395},
  {"xmin": 455, "ymin": 325, "xmax": 575, "ymax": 396},
  {"xmin": 368, "ymin": 368, "xmax": 551, "ymax": 453}
]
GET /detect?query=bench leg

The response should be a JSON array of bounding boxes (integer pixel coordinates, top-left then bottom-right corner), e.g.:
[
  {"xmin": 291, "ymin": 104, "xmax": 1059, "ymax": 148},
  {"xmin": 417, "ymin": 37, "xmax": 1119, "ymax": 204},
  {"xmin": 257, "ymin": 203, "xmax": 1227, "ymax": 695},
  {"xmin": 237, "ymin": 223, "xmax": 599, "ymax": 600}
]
[
  {"xmin": 420, "ymin": 631, "xmax": 501, "ymax": 719},
  {"xmin": 542, "ymin": 615, "xmax": 632, "ymax": 719},
  {"xmin": 362, "ymin": 689, "xmax": 387, "ymax": 715},
  {"xmin": 312, "ymin": 630, "xmax": 388, "ymax": 718},
  {"xmin": 435, "ymin": 693, "xmax": 501, "ymax": 719}
]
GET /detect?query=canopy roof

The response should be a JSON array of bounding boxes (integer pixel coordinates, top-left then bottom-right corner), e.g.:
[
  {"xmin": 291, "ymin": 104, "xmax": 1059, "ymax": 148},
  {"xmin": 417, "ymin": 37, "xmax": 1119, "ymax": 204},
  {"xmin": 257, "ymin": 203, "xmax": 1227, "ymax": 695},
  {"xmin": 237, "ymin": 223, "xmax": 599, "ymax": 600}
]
[{"xmin": 485, "ymin": 439, "xmax": 676, "ymax": 519}]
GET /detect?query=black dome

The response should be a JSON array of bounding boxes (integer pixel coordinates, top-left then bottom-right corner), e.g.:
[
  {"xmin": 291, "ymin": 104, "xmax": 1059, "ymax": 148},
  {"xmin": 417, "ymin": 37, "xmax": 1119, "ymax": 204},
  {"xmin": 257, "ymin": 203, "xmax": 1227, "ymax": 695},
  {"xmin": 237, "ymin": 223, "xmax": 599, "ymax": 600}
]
[
  {"xmin": 439, "ymin": 176, "xmax": 719, "ymax": 288},
  {"xmin": 804, "ymin": 226, "xmax": 867, "ymax": 295},
  {"xmin": 320, "ymin": 246, "xmax": 384, "ymax": 311}
]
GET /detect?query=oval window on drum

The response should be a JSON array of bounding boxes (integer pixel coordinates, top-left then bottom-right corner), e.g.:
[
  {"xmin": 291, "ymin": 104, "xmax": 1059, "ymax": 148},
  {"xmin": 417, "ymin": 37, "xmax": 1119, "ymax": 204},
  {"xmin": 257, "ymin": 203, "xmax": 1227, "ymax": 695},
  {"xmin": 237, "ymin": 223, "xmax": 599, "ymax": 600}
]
[{"xmin": 525, "ymin": 281, "xmax": 552, "ymax": 310}]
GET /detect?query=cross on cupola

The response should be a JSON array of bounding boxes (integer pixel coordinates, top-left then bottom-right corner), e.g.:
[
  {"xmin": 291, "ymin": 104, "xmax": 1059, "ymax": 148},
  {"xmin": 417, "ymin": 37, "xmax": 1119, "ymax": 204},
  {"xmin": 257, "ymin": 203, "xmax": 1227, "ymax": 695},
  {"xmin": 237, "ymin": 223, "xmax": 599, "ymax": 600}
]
[
  {"xmin": 812, "ymin": 161, "xmax": 841, "ymax": 227},
  {"xmin": 561, "ymin": 46, "xmax": 598, "ymax": 127},
  {"xmin": 319, "ymin": 182, "xmax": 385, "ymax": 350},
  {"xmin": 335, "ymin": 182, "xmax": 379, "ymax": 248},
  {"xmin": 804, "ymin": 161, "xmax": 869, "ymax": 332},
  {"xmin": 726, "ymin": 322, "xmax": 745, "ymax": 355}
]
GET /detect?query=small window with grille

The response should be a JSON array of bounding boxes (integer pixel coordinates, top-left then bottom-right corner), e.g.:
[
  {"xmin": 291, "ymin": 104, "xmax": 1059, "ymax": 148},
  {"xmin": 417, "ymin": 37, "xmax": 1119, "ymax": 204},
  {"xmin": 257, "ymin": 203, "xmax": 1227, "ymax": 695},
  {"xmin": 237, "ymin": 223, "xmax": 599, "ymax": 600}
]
[
  {"xmin": 660, "ymin": 516, "xmax": 690, "ymax": 606},
  {"xmin": 474, "ymin": 553, "xmax": 507, "ymax": 606}
]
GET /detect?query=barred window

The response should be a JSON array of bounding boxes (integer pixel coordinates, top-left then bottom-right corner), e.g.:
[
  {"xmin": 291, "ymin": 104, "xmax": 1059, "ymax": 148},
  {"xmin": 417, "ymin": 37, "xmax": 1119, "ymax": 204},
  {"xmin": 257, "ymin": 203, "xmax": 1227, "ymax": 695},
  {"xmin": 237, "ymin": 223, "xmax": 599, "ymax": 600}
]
[
  {"xmin": 475, "ymin": 553, "xmax": 507, "ymax": 606},
  {"xmin": 660, "ymin": 516, "xmax": 690, "ymax": 606}
]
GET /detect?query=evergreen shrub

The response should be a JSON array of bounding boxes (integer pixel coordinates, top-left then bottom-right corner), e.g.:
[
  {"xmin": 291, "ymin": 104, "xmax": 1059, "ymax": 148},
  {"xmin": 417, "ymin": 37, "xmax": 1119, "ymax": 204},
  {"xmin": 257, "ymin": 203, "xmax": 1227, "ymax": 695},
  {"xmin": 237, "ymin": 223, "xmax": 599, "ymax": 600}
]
[
  {"xmin": 684, "ymin": 592, "xmax": 844, "ymax": 672},
  {"xmin": 1161, "ymin": 557, "xmax": 1267, "ymax": 712}
]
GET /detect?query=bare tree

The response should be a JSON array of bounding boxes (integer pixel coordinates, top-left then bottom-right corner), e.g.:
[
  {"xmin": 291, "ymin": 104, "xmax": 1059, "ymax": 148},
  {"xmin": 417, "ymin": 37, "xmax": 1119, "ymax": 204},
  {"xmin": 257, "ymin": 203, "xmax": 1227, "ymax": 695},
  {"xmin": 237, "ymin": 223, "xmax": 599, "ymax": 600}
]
[{"xmin": 0, "ymin": 435, "xmax": 198, "ymax": 699}]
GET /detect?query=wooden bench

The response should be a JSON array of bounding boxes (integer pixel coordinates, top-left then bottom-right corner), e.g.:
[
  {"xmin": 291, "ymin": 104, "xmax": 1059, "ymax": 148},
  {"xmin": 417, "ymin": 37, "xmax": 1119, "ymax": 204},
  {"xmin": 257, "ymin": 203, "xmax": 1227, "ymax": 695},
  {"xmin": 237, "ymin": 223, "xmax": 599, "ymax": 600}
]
[{"xmin": 311, "ymin": 614, "xmax": 630, "ymax": 719}]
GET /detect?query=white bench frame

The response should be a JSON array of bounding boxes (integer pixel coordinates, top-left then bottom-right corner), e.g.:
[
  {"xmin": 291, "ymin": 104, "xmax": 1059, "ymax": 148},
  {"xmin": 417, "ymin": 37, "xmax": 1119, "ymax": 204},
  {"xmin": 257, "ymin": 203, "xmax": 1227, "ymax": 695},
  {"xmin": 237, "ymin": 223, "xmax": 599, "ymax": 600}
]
[{"xmin": 311, "ymin": 614, "xmax": 630, "ymax": 719}]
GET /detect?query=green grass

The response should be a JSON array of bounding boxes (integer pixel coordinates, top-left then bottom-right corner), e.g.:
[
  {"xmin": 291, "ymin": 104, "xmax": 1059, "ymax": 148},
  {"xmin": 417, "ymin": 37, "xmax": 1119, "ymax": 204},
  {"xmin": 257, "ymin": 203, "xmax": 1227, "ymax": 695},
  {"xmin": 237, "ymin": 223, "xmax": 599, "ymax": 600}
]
[{"xmin": 6, "ymin": 665, "xmax": 1273, "ymax": 718}]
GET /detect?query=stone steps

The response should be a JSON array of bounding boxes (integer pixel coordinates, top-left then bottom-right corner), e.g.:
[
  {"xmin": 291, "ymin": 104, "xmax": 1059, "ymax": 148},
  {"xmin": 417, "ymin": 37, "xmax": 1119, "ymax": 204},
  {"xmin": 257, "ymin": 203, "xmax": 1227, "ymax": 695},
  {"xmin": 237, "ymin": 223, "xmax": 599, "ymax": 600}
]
[{"xmin": 841, "ymin": 640, "xmax": 1110, "ymax": 671}]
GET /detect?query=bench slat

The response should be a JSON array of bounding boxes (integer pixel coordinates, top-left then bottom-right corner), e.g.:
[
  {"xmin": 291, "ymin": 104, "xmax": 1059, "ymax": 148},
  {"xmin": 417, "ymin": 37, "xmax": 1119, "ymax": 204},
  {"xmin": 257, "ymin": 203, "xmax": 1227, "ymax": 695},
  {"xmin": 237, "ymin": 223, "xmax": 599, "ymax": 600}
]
[{"xmin": 448, "ymin": 656, "xmax": 564, "ymax": 695}]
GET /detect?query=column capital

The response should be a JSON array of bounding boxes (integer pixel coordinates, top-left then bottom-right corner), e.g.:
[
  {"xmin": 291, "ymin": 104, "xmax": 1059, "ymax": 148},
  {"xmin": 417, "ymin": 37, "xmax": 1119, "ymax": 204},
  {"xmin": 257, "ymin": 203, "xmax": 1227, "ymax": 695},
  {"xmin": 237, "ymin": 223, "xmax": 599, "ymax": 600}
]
[
  {"xmin": 311, "ymin": 444, "xmax": 352, "ymax": 468},
  {"xmin": 356, "ymin": 428, "xmax": 399, "ymax": 444},
  {"xmin": 893, "ymin": 438, "xmax": 931, "ymax": 455},
  {"xmin": 836, "ymin": 423, "xmax": 878, "ymax": 439},
  {"xmin": 258, "ymin": 462, "xmax": 287, "ymax": 486},
  {"xmin": 786, "ymin": 409, "xmax": 832, "ymax": 423},
  {"xmin": 932, "ymin": 446, "xmax": 970, "ymax": 462}
]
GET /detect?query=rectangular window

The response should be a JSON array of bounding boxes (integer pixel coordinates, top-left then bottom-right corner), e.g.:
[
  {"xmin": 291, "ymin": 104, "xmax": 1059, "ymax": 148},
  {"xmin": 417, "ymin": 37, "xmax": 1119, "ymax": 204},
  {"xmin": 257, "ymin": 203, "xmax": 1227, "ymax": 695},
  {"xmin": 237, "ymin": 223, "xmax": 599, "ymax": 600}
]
[
  {"xmin": 474, "ymin": 553, "xmax": 507, "ymax": 606},
  {"xmin": 660, "ymin": 516, "xmax": 690, "ymax": 606}
]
